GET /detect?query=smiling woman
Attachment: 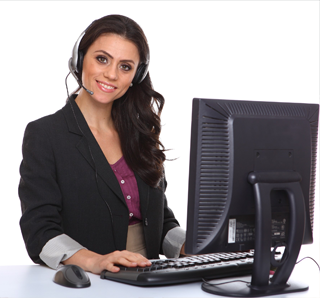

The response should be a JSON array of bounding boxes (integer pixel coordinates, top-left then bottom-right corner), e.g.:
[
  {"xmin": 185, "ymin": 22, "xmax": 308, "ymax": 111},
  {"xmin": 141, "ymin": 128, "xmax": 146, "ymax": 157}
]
[
  {"xmin": 80, "ymin": 34, "xmax": 139, "ymax": 103},
  {"xmin": 18, "ymin": 15, "xmax": 185, "ymax": 275}
]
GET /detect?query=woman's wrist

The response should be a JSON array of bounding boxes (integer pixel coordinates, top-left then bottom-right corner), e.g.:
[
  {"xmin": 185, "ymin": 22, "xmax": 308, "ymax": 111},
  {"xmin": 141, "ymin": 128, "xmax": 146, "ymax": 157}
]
[{"xmin": 62, "ymin": 248, "xmax": 101, "ymax": 273}]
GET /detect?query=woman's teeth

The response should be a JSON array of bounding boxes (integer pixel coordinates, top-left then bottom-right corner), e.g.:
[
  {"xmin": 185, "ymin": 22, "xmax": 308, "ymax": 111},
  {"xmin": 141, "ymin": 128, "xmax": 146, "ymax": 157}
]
[{"xmin": 99, "ymin": 82, "xmax": 115, "ymax": 89}]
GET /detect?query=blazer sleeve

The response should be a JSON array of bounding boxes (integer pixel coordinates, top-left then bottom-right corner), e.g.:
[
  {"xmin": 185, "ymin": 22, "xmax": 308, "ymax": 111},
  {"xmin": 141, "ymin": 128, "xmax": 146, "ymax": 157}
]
[
  {"xmin": 19, "ymin": 120, "xmax": 64, "ymax": 264},
  {"xmin": 159, "ymin": 177, "xmax": 181, "ymax": 253}
]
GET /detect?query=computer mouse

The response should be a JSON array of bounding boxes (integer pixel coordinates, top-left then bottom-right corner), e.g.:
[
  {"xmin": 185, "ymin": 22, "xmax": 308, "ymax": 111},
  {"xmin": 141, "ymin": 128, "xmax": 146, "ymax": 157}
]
[{"xmin": 53, "ymin": 264, "xmax": 91, "ymax": 288}]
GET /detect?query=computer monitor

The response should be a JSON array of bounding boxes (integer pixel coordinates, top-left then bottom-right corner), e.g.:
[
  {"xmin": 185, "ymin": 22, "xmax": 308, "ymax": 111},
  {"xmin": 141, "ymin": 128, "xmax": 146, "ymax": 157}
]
[{"xmin": 185, "ymin": 98, "xmax": 319, "ymax": 297}]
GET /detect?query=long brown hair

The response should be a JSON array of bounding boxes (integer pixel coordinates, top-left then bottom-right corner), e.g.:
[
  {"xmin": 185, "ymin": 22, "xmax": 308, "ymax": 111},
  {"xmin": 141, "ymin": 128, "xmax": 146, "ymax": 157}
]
[{"xmin": 76, "ymin": 15, "xmax": 166, "ymax": 188}]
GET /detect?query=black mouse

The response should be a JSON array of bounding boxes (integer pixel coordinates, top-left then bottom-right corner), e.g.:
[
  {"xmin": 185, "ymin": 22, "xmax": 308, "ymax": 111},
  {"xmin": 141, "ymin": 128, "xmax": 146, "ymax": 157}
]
[{"xmin": 53, "ymin": 264, "xmax": 91, "ymax": 288}]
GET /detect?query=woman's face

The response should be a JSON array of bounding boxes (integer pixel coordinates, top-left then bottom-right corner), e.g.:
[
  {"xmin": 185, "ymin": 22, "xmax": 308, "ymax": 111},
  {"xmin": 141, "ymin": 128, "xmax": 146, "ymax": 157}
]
[{"xmin": 81, "ymin": 33, "xmax": 140, "ymax": 104}]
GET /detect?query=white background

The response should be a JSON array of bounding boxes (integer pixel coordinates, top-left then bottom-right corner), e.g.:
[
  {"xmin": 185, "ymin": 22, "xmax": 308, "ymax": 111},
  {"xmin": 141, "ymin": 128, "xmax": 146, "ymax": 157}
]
[{"xmin": 0, "ymin": 0, "xmax": 319, "ymax": 271}]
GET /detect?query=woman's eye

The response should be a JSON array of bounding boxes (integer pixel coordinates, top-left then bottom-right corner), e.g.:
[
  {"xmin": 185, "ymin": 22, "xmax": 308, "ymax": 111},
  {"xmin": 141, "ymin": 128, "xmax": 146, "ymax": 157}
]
[
  {"xmin": 97, "ymin": 56, "xmax": 107, "ymax": 63},
  {"xmin": 120, "ymin": 64, "xmax": 131, "ymax": 71}
]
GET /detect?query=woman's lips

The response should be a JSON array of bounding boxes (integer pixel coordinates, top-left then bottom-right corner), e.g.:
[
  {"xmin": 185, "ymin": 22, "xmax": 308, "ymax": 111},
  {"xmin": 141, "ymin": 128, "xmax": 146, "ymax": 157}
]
[{"xmin": 96, "ymin": 80, "xmax": 117, "ymax": 93}]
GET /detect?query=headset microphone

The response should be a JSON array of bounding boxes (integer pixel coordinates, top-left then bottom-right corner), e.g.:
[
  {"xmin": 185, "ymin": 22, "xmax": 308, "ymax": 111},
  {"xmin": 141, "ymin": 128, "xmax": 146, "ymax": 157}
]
[{"xmin": 82, "ymin": 86, "xmax": 94, "ymax": 96}]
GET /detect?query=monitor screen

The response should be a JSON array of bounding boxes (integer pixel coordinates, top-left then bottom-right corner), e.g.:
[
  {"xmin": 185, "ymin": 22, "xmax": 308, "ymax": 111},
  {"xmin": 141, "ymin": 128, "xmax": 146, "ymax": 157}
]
[{"xmin": 185, "ymin": 98, "xmax": 319, "ymax": 296}]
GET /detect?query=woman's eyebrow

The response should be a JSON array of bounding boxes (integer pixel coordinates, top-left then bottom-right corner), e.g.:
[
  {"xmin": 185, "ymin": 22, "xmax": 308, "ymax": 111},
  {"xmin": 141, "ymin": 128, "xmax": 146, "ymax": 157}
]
[{"xmin": 94, "ymin": 50, "xmax": 136, "ymax": 65}]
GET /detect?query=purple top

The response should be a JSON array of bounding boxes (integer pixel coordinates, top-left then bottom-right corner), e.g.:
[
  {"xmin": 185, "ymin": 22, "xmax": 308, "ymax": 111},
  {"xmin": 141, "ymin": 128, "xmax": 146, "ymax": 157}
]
[{"xmin": 110, "ymin": 156, "xmax": 142, "ymax": 225}]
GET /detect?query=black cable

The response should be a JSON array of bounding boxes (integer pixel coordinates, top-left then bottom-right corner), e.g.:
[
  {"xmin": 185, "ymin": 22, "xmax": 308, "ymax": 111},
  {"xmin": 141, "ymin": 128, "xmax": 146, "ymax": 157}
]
[
  {"xmin": 296, "ymin": 256, "xmax": 320, "ymax": 271},
  {"xmin": 202, "ymin": 278, "xmax": 250, "ymax": 287}
]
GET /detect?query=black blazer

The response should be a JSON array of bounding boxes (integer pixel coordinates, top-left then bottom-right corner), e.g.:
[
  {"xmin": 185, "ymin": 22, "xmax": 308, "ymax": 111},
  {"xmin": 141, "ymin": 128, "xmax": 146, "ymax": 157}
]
[{"xmin": 19, "ymin": 95, "xmax": 179, "ymax": 265}]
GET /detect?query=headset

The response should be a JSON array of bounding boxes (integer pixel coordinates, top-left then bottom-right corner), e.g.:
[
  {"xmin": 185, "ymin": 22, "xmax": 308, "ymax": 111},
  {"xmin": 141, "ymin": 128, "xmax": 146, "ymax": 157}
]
[{"xmin": 68, "ymin": 24, "xmax": 150, "ymax": 95}]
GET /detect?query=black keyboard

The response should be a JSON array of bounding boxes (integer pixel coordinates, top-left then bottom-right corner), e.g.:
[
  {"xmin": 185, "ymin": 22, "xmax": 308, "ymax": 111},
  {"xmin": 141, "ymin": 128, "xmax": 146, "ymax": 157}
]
[{"xmin": 100, "ymin": 251, "xmax": 257, "ymax": 286}]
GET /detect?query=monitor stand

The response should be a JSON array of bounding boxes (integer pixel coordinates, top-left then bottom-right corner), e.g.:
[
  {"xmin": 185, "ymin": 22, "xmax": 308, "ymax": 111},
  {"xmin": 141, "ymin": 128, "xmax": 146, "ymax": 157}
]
[{"xmin": 202, "ymin": 171, "xmax": 309, "ymax": 297}]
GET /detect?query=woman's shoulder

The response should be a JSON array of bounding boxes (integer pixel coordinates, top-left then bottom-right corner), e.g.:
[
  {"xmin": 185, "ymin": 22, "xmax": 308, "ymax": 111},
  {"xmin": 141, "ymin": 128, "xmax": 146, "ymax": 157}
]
[
  {"xmin": 24, "ymin": 97, "xmax": 85, "ymax": 142},
  {"xmin": 24, "ymin": 104, "xmax": 68, "ymax": 135}
]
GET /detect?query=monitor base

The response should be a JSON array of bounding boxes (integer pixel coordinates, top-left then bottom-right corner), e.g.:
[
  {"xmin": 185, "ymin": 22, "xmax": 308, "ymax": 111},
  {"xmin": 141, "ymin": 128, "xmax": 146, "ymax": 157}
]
[{"xmin": 201, "ymin": 276, "xmax": 308, "ymax": 297}]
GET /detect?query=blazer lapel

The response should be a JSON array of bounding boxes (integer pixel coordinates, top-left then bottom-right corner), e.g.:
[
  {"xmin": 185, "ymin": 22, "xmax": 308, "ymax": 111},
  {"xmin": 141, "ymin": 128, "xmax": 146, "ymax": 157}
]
[{"xmin": 62, "ymin": 95, "xmax": 126, "ymax": 205}]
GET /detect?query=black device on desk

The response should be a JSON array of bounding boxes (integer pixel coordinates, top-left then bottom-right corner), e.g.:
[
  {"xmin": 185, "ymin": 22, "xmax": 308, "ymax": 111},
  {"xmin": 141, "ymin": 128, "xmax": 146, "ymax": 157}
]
[
  {"xmin": 102, "ymin": 98, "xmax": 319, "ymax": 297},
  {"xmin": 54, "ymin": 264, "xmax": 91, "ymax": 288}
]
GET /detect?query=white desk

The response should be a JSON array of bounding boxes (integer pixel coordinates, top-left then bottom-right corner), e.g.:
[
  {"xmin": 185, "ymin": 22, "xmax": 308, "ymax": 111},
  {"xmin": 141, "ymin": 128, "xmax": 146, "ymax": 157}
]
[{"xmin": 0, "ymin": 263, "xmax": 319, "ymax": 298}]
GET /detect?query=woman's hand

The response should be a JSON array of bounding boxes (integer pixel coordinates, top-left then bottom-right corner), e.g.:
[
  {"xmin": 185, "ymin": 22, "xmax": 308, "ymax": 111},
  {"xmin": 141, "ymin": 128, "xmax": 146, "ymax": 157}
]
[
  {"xmin": 89, "ymin": 250, "xmax": 152, "ymax": 274},
  {"xmin": 179, "ymin": 242, "xmax": 194, "ymax": 257},
  {"xmin": 63, "ymin": 249, "xmax": 151, "ymax": 274},
  {"xmin": 180, "ymin": 243, "xmax": 186, "ymax": 256}
]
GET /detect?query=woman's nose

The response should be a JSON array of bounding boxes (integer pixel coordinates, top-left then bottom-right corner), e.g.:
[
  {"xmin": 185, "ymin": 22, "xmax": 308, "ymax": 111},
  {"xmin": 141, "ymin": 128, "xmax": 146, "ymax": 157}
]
[{"xmin": 104, "ymin": 64, "xmax": 118, "ymax": 81}]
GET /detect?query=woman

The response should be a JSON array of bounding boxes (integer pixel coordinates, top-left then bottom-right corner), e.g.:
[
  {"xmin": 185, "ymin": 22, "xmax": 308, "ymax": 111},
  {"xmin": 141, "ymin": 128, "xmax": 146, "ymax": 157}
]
[{"xmin": 19, "ymin": 15, "xmax": 186, "ymax": 275}]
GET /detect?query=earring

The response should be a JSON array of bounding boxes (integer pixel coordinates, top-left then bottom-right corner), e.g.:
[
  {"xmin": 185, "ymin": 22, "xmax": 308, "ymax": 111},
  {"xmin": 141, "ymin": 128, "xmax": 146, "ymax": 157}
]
[{"xmin": 130, "ymin": 83, "xmax": 133, "ymax": 87}]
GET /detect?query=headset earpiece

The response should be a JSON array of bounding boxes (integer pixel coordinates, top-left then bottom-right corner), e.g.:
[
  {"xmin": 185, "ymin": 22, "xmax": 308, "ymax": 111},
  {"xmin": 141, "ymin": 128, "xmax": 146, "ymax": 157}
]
[
  {"xmin": 70, "ymin": 30, "xmax": 86, "ymax": 74},
  {"xmin": 77, "ymin": 51, "xmax": 84, "ymax": 75},
  {"xmin": 132, "ymin": 62, "xmax": 149, "ymax": 84}
]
